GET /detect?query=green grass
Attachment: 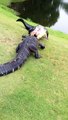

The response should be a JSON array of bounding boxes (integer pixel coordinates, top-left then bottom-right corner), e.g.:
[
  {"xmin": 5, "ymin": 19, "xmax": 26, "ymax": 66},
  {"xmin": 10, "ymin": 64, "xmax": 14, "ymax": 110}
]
[
  {"xmin": 0, "ymin": 0, "xmax": 11, "ymax": 6},
  {"xmin": 0, "ymin": 0, "xmax": 29, "ymax": 6},
  {"xmin": 0, "ymin": 5, "xmax": 68, "ymax": 120}
]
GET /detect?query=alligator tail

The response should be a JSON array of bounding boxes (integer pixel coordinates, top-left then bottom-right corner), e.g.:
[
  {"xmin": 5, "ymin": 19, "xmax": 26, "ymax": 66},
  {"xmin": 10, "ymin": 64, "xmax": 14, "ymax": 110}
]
[
  {"xmin": 0, "ymin": 49, "xmax": 30, "ymax": 76},
  {"xmin": 0, "ymin": 58, "xmax": 21, "ymax": 76},
  {"xmin": 16, "ymin": 18, "xmax": 35, "ymax": 33}
]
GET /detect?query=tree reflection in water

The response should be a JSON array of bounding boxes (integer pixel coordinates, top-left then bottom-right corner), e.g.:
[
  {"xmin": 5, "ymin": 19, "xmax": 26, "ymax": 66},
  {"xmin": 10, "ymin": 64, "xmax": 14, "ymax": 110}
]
[{"xmin": 9, "ymin": 0, "xmax": 68, "ymax": 27}]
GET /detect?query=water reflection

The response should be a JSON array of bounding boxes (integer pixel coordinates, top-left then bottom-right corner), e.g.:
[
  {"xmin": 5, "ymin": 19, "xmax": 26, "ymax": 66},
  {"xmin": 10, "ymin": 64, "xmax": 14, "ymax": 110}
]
[
  {"xmin": 9, "ymin": 0, "xmax": 68, "ymax": 27},
  {"xmin": 51, "ymin": 6, "xmax": 68, "ymax": 34},
  {"xmin": 61, "ymin": 1, "xmax": 68, "ymax": 14},
  {"xmin": 9, "ymin": 0, "xmax": 61, "ymax": 26},
  {"xmin": 0, "ymin": 0, "xmax": 68, "ymax": 33}
]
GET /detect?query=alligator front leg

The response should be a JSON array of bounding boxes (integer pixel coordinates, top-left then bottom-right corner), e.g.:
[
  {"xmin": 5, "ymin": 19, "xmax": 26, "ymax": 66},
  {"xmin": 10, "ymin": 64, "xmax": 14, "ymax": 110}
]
[
  {"xmin": 34, "ymin": 50, "xmax": 41, "ymax": 59},
  {"xmin": 29, "ymin": 45, "xmax": 41, "ymax": 59},
  {"xmin": 22, "ymin": 35, "xmax": 27, "ymax": 40},
  {"xmin": 39, "ymin": 43, "xmax": 45, "ymax": 49}
]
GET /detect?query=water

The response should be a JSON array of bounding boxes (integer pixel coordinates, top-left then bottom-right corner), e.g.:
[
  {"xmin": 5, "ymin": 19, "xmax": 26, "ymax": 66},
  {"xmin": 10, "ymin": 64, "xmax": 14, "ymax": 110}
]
[
  {"xmin": 0, "ymin": 0, "xmax": 68, "ymax": 34},
  {"xmin": 51, "ymin": 0, "xmax": 68, "ymax": 34}
]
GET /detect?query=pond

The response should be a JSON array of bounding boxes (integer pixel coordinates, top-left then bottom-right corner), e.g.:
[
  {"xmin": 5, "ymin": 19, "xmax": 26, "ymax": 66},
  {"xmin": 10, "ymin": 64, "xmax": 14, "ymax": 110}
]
[{"xmin": 0, "ymin": 0, "xmax": 68, "ymax": 34}]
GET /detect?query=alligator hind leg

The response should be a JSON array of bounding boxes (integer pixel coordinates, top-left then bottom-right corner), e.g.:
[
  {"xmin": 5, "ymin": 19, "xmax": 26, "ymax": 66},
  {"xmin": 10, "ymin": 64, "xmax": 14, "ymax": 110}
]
[
  {"xmin": 29, "ymin": 45, "xmax": 41, "ymax": 59},
  {"xmin": 16, "ymin": 42, "xmax": 23, "ymax": 53}
]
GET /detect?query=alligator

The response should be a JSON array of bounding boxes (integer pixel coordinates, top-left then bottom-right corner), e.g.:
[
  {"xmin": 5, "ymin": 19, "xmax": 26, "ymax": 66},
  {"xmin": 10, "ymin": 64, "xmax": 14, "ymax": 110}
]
[
  {"xmin": 16, "ymin": 18, "xmax": 49, "ymax": 39},
  {"xmin": 0, "ymin": 36, "xmax": 45, "ymax": 76}
]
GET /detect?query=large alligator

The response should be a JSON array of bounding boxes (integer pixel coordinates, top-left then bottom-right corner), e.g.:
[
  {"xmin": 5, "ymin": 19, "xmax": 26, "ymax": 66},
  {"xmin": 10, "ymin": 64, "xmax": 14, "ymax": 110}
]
[
  {"xmin": 0, "ymin": 36, "xmax": 45, "ymax": 76},
  {"xmin": 16, "ymin": 18, "xmax": 49, "ymax": 39}
]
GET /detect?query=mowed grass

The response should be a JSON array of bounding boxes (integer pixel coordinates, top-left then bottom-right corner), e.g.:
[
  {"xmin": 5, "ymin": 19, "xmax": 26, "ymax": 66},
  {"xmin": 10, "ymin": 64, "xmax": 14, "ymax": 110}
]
[{"xmin": 0, "ymin": 5, "xmax": 68, "ymax": 120}]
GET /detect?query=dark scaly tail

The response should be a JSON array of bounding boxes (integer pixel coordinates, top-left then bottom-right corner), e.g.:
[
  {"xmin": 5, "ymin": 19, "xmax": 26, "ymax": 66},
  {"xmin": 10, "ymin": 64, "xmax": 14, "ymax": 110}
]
[
  {"xmin": 0, "ymin": 58, "xmax": 22, "ymax": 76},
  {"xmin": 16, "ymin": 18, "xmax": 35, "ymax": 33},
  {"xmin": 0, "ymin": 48, "xmax": 30, "ymax": 76}
]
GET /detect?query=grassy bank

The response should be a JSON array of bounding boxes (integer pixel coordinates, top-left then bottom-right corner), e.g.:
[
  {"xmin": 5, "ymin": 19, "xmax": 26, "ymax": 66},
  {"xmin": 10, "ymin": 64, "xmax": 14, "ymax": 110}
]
[{"xmin": 0, "ymin": 5, "xmax": 68, "ymax": 120}]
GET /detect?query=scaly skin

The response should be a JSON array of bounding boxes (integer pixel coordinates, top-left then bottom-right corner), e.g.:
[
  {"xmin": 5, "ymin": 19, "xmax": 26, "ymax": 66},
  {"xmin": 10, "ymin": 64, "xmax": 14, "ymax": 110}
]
[{"xmin": 0, "ymin": 36, "xmax": 45, "ymax": 76}]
